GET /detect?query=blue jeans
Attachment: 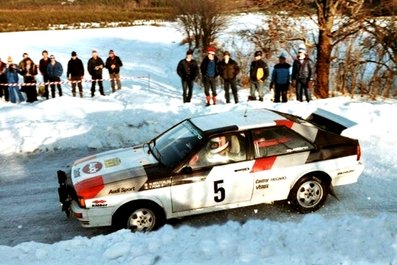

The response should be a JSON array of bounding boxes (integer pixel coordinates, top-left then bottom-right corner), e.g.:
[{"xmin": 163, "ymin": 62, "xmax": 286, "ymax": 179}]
[
  {"xmin": 8, "ymin": 86, "xmax": 25, "ymax": 103},
  {"xmin": 296, "ymin": 78, "xmax": 311, "ymax": 102},
  {"xmin": 181, "ymin": 79, "xmax": 194, "ymax": 103}
]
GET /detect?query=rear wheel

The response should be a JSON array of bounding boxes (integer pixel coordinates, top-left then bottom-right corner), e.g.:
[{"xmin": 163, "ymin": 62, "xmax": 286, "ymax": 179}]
[{"xmin": 289, "ymin": 175, "xmax": 329, "ymax": 213}]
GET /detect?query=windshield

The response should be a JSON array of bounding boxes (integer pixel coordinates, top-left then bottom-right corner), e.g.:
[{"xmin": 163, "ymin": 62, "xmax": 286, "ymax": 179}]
[{"xmin": 149, "ymin": 120, "xmax": 204, "ymax": 168}]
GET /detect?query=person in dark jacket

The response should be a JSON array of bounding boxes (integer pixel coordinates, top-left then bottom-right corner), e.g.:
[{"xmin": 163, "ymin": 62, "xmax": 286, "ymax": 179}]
[
  {"xmin": 249, "ymin": 50, "xmax": 269, "ymax": 101},
  {"xmin": 39, "ymin": 50, "xmax": 51, "ymax": 99},
  {"xmin": 20, "ymin": 58, "xmax": 38, "ymax": 103},
  {"xmin": 47, "ymin": 55, "xmax": 63, "ymax": 98},
  {"xmin": 200, "ymin": 47, "xmax": 219, "ymax": 106},
  {"xmin": 218, "ymin": 51, "xmax": 240, "ymax": 104},
  {"xmin": 67, "ymin": 51, "xmax": 84, "ymax": 97},
  {"xmin": 291, "ymin": 45, "xmax": 313, "ymax": 102},
  {"xmin": 270, "ymin": 53, "xmax": 291, "ymax": 103},
  {"xmin": 177, "ymin": 49, "xmax": 199, "ymax": 103},
  {"xmin": 87, "ymin": 50, "xmax": 105, "ymax": 97},
  {"xmin": 6, "ymin": 56, "xmax": 25, "ymax": 103},
  {"xmin": 105, "ymin": 50, "xmax": 123, "ymax": 93},
  {"xmin": 0, "ymin": 58, "xmax": 8, "ymax": 101}
]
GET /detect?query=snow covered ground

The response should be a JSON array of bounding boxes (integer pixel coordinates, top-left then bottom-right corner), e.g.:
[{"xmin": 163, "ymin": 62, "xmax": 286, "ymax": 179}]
[{"xmin": 0, "ymin": 16, "xmax": 396, "ymax": 265}]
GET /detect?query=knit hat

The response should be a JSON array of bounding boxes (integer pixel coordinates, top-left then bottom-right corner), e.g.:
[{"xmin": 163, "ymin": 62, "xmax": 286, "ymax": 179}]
[
  {"xmin": 254, "ymin": 51, "xmax": 262, "ymax": 57},
  {"xmin": 71, "ymin": 51, "xmax": 77, "ymax": 56},
  {"xmin": 186, "ymin": 49, "xmax": 194, "ymax": 55},
  {"xmin": 278, "ymin": 52, "xmax": 287, "ymax": 59},
  {"xmin": 207, "ymin": 47, "xmax": 216, "ymax": 55},
  {"xmin": 298, "ymin": 44, "xmax": 307, "ymax": 54},
  {"xmin": 223, "ymin": 51, "xmax": 230, "ymax": 56}
]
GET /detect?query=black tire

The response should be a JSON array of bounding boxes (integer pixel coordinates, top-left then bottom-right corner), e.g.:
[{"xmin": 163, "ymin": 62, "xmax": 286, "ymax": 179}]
[
  {"xmin": 288, "ymin": 175, "xmax": 329, "ymax": 213},
  {"xmin": 114, "ymin": 202, "xmax": 165, "ymax": 232}
]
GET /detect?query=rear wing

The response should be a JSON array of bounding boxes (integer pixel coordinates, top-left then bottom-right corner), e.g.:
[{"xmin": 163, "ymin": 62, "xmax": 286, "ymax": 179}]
[{"xmin": 305, "ymin": 108, "xmax": 357, "ymax": 135}]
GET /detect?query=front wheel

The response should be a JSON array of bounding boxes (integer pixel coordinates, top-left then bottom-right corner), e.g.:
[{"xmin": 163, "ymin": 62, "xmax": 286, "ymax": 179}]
[
  {"xmin": 115, "ymin": 202, "xmax": 165, "ymax": 232},
  {"xmin": 288, "ymin": 175, "xmax": 329, "ymax": 213}
]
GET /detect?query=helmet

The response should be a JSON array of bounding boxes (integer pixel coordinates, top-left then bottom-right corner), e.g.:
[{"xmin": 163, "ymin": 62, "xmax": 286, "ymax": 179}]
[{"xmin": 209, "ymin": 137, "xmax": 229, "ymax": 154}]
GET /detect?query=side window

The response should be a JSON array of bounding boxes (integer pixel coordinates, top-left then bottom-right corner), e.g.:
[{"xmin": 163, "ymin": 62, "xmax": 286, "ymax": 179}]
[
  {"xmin": 252, "ymin": 127, "xmax": 313, "ymax": 158},
  {"xmin": 189, "ymin": 133, "xmax": 246, "ymax": 169}
]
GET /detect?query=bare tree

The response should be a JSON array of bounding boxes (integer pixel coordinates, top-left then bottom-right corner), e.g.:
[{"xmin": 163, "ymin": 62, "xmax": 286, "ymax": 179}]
[{"xmin": 170, "ymin": 0, "xmax": 227, "ymax": 52}]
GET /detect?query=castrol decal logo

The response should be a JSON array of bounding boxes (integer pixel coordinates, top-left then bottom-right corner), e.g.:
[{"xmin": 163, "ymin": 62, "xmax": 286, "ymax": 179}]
[{"xmin": 82, "ymin": 161, "xmax": 103, "ymax": 174}]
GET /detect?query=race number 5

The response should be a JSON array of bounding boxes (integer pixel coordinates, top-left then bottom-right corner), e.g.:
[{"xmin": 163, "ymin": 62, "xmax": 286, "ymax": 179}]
[{"xmin": 214, "ymin": 180, "xmax": 225, "ymax": 202}]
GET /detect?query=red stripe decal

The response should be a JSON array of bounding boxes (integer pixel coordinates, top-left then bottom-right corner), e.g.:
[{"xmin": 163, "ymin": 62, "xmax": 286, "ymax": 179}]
[
  {"xmin": 75, "ymin": 176, "xmax": 104, "ymax": 199},
  {"xmin": 251, "ymin": 156, "xmax": 277, "ymax": 173},
  {"xmin": 275, "ymin": 119, "xmax": 294, "ymax": 128}
]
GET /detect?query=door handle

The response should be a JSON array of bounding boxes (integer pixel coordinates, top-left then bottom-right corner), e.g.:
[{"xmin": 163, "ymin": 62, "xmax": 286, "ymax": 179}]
[{"xmin": 234, "ymin": 167, "xmax": 250, "ymax": 172}]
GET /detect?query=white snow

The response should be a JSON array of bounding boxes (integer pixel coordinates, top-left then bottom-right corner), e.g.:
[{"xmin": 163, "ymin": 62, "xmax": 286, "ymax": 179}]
[{"xmin": 0, "ymin": 17, "xmax": 396, "ymax": 265}]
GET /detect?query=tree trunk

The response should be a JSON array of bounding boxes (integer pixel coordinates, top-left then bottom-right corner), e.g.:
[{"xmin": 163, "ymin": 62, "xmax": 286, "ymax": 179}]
[{"xmin": 315, "ymin": 28, "xmax": 332, "ymax": 98}]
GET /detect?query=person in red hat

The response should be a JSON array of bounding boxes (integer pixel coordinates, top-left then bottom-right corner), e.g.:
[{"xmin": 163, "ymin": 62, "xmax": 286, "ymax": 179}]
[
  {"xmin": 200, "ymin": 47, "xmax": 219, "ymax": 106},
  {"xmin": 177, "ymin": 49, "xmax": 199, "ymax": 103}
]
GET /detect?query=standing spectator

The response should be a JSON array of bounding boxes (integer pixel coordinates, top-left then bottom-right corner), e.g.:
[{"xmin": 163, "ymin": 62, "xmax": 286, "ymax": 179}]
[
  {"xmin": 67, "ymin": 51, "xmax": 84, "ymax": 97},
  {"xmin": 87, "ymin": 50, "xmax": 105, "ymax": 97},
  {"xmin": 176, "ymin": 49, "xmax": 199, "ymax": 103},
  {"xmin": 270, "ymin": 53, "xmax": 291, "ymax": 103},
  {"xmin": 20, "ymin": 58, "xmax": 38, "ymax": 103},
  {"xmin": 200, "ymin": 47, "xmax": 219, "ymax": 106},
  {"xmin": 18, "ymin": 52, "xmax": 30, "ymax": 70},
  {"xmin": 249, "ymin": 50, "xmax": 269, "ymax": 101},
  {"xmin": 0, "ymin": 58, "xmax": 8, "ymax": 102},
  {"xmin": 105, "ymin": 50, "xmax": 123, "ymax": 93},
  {"xmin": 218, "ymin": 51, "xmax": 240, "ymax": 104},
  {"xmin": 291, "ymin": 45, "xmax": 314, "ymax": 102},
  {"xmin": 6, "ymin": 56, "xmax": 25, "ymax": 103},
  {"xmin": 39, "ymin": 50, "xmax": 51, "ymax": 99},
  {"xmin": 47, "ymin": 55, "xmax": 63, "ymax": 98}
]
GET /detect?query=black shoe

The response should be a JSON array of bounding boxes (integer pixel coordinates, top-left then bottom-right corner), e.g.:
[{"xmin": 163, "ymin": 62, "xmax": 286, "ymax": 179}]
[{"xmin": 259, "ymin": 97, "xmax": 263, "ymax": 102}]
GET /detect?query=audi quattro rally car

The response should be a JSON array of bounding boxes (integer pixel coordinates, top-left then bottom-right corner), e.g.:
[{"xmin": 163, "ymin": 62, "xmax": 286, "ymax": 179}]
[{"xmin": 57, "ymin": 108, "xmax": 364, "ymax": 232}]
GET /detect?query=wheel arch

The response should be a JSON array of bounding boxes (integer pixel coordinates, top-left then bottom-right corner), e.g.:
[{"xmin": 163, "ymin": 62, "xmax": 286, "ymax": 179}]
[{"xmin": 289, "ymin": 170, "xmax": 336, "ymax": 198}]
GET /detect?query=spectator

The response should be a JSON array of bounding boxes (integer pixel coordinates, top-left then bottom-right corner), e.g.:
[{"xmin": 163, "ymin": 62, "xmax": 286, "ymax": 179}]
[
  {"xmin": 6, "ymin": 56, "xmax": 25, "ymax": 103},
  {"xmin": 0, "ymin": 58, "xmax": 8, "ymax": 102},
  {"xmin": 176, "ymin": 49, "xmax": 199, "ymax": 103},
  {"xmin": 39, "ymin": 50, "xmax": 51, "ymax": 99},
  {"xmin": 105, "ymin": 50, "xmax": 123, "ymax": 93},
  {"xmin": 20, "ymin": 58, "xmax": 38, "ymax": 103},
  {"xmin": 47, "ymin": 55, "xmax": 63, "ymax": 98},
  {"xmin": 249, "ymin": 50, "xmax": 269, "ymax": 101},
  {"xmin": 200, "ymin": 47, "xmax": 219, "ymax": 106},
  {"xmin": 270, "ymin": 53, "xmax": 291, "ymax": 103},
  {"xmin": 218, "ymin": 51, "xmax": 240, "ymax": 104},
  {"xmin": 67, "ymin": 51, "xmax": 84, "ymax": 97},
  {"xmin": 18, "ymin": 52, "xmax": 30, "ymax": 70},
  {"xmin": 291, "ymin": 44, "xmax": 314, "ymax": 102},
  {"xmin": 87, "ymin": 50, "xmax": 105, "ymax": 97}
]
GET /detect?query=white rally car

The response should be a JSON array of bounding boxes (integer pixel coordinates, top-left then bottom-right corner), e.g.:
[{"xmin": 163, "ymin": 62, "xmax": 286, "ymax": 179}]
[{"xmin": 57, "ymin": 108, "xmax": 364, "ymax": 232}]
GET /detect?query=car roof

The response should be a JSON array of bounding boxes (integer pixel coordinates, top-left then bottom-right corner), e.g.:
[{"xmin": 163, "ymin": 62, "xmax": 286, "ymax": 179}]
[{"xmin": 189, "ymin": 108, "xmax": 286, "ymax": 133}]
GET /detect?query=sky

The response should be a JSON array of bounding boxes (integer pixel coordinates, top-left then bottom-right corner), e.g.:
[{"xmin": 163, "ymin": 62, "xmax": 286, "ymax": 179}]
[{"xmin": 0, "ymin": 15, "xmax": 396, "ymax": 265}]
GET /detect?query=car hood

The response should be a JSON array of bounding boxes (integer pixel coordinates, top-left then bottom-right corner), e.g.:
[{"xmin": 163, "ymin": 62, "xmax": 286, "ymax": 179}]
[{"xmin": 71, "ymin": 145, "xmax": 157, "ymax": 199}]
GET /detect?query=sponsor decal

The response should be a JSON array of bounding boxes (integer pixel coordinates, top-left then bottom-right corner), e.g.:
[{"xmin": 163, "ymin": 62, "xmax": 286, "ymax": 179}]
[
  {"xmin": 255, "ymin": 178, "xmax": 269, "ymax": 190},
  {"xmin": 337, "ymin": 169, "xmax": 354, "ymax": 175},
  {"xmin": 92, "ymin": 199, "xmax": 108, "ymax": 207},
  {"xmin": 92, "ymin": 200, "xmax": 106, "ymax": 204},
  {"xmin": 270, "ymin": 176, "xmax": 286, "ymax": 181},
  {"xmin": 108, "ymin": 187, "xmax": 135, "ymax": 194},
  {"xmin": 104, "ymin": 158, "xmax": 121, "ymax": 168},
  {"xmin": 143, "ymin": 179, "xmax": 172, "ymax": 190},
  {"xmin": 82, "ymin": 162, "xmax": 103, "ymax": 174}
]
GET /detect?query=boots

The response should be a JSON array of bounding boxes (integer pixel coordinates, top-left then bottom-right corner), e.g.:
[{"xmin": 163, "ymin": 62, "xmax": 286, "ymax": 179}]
[
  {"xmin": 206, "ymin": 96, "xmax": 211, "ymax": 106},
  {"xmin": 212, "ymin": 96, "xmax": 216, "ymax": 105}
]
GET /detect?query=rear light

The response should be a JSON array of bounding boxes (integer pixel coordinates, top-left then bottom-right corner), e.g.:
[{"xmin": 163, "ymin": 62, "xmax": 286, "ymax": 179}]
[
  {"xmin": 357, "ymin": 144, "xmax": 361, "ymax": 161},
  {"xmin": 78, "ymin": 197, "xmax": 86, "ymax": 208},
  {"xmin": 74, "ymin": 212, "xmax": 83, "ymax": 219}
]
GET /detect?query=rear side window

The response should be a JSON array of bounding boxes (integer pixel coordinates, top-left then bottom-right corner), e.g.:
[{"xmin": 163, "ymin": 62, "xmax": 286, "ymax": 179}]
[{"xmin": 252, "ymin": 126, "xmax": 314, "ymax": 158}]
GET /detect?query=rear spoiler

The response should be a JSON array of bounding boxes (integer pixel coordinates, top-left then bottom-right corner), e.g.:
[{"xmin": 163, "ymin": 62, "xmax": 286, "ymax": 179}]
[{"xmin": 305, "ymin": 108, "xmax": 357, "ymax": 135}]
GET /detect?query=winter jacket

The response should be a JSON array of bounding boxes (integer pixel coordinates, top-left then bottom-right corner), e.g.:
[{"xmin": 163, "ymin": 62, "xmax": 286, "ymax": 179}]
[
  {"xmin": 0, "ymin": 61, "xmax": 6, "ymax": 80},
  {"xmin": 249, "ymin": 59, "xmax": 269, "ymax": 82},
  {"xmin": 177, "ymin": 59, "xmax": 199, "ymax": 81},
  {"xmin": 47, "ymin": 61, "xmax": 63, "ymax": 78},
  {"xmin": 6, "ymin": 64, "xmax": 20, "ymax": 84},
  {"xmin": 39, "ymin": 58, "xmax": 51, "ymax": 76},
  {"xmin": 292, "ymin": 57, "xmax": 313, "ymax": 81},
  {"xmin": 271, "ymin": 62, "xmax": 291, "ymax": 86},
  {"xmin": 88, "ymin": 57, "xmax": 104, "ymax": 78},
  {"xmin": 105, "ymin": 56, "xmax": 123, "ymax": 74},
  {"xmin": 67, "ymin": 57, "xmax": 84, "ymax": 78},
  {"xmin": 20, "ymin": 64, "xmax": 38, "ymax": 83},
  {"xmin": 218, "ymin": 58, "xmax": 240, "ymax": 81},
  {"xmin": 200, "ymin": 56, "xmax": 219, "ymax": 78}
]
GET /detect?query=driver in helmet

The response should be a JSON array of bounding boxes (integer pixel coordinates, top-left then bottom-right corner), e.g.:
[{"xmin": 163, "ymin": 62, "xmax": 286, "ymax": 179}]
[{"xmin": 206, "ymin": 136, "xmax": 230, "ymax": 163}]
